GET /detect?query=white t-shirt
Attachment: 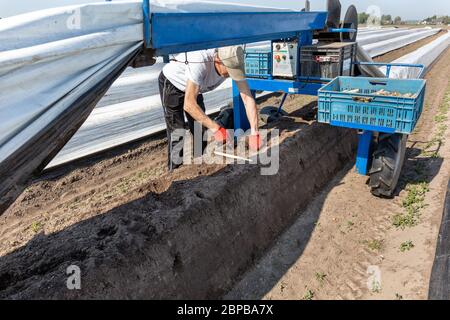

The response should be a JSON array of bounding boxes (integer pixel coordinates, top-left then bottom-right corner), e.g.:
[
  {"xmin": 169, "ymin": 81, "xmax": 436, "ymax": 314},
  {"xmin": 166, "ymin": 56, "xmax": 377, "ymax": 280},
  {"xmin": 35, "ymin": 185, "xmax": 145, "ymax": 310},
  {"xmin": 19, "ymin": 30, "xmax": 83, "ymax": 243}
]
[{"xmin": 162, "ymin": 49, "xmax": 226, "ymax": 93}]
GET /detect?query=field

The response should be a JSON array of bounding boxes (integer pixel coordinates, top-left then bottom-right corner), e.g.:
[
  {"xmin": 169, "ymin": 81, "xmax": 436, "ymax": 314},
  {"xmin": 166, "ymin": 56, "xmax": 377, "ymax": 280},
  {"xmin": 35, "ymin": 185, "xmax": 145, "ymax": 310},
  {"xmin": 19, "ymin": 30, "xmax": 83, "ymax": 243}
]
[{"xmin": 0, "ymin": 30, "xmax": 449, "ymax": 299}]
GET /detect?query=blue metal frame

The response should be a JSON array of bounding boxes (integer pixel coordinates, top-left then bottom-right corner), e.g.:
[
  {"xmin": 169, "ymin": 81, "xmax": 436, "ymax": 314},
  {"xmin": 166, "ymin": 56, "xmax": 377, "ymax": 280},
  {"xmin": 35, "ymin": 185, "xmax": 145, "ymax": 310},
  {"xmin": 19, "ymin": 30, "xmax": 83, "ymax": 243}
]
[
  {"xmin": 233, "ymin": 77, "xmax": 328, "ymax": 134},
  {"xmin": 277, "ymin": 93, "xmax": 289, "ymax": 114},
  {"xmin": 141, "ymin": 1, "xmax": 427, "ymax": 183},
  {"xmin": 142, "ymin": 2, "xmax": 328, "ymax": 134},
  {"xmin": 356, "ymin": 131, "xmax": 373, "ymax": 175},
  {"xmin": 246, "ymin": 78, "xmax": 325, "ymax": 95},
  {"xmin": 233, "ymin": 85, "xmax": 253, "ymax": 135},
  {"xmin": 151, "ymin": 12, "xmax": 327, "ymax": 55},
  {"xmin": 233, "ymin": 28, "xmax": 326, "ymax": 133},
  {"xmin": 142, "ymin": 0, "xmax": 327, "ymax": 55},
  {"xmin": 143, "ymin": 0, "xmax": 151, "ymax": 48},
  {"xmin": 141, "ymin": 0, "xmax": 328, "ymax": 134}
]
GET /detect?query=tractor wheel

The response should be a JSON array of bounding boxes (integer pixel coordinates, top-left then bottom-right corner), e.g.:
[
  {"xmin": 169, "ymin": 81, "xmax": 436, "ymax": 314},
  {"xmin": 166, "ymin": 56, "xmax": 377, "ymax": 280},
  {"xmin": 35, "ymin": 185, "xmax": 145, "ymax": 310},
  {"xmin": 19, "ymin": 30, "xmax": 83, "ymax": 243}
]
[{"xmin": 369, "ymin": 133, "xmax": 408, "ymax": 198}]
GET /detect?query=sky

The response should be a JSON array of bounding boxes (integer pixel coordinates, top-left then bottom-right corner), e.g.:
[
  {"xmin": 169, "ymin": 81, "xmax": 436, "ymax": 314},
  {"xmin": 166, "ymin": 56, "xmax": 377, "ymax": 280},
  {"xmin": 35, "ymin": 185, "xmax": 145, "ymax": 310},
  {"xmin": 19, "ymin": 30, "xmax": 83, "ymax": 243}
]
[{"xmin": 0, "ymin": 0, "xmax": 449, "ymax": 20}]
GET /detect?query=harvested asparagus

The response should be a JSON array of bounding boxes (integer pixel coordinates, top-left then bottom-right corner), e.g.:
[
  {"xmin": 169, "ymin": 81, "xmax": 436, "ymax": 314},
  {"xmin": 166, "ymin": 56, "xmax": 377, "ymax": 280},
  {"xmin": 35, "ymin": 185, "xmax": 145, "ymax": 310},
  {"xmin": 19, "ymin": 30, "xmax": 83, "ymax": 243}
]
[{"xmin": 342, "ymin": 88, "xmax": 416, "ymax": 98}]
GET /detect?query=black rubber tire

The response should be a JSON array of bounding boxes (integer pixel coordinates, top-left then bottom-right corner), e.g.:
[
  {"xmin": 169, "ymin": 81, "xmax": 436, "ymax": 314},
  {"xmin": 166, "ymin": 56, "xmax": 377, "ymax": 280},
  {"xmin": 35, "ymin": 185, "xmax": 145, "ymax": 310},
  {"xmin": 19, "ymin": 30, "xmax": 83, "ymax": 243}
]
[
  {"xmin": 214, "ymin": 106, "xmax": 234, "ymax": 129},
  {"xmin": 340, "ymin": 5, "xmax": 358, "ymax": 42},
  {"xmin": 369, "ymin": 133, "xmax": 407, "ymax": 198},
  {"xmin": 259, "ymin": 106, "xmax": 287, "ymax": 124}
]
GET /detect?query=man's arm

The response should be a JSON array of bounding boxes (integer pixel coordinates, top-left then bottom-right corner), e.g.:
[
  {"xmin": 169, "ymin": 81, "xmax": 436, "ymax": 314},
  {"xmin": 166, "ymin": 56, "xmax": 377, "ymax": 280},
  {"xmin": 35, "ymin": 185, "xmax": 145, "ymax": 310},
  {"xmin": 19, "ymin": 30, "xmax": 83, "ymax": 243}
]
[
  {"xmin": 236, "ymin": 80, "xmax": 259, "ymax": 135},
  {"xmin": 184, "ymin": 80, "xmax": 220, "ymax": 132}
]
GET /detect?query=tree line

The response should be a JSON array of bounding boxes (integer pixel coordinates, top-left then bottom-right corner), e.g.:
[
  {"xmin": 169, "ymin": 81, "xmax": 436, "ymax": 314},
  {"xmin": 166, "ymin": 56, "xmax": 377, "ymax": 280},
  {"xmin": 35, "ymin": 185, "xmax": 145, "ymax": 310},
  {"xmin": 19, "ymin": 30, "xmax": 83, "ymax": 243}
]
[
  {"xmin": 358, "ymin": 12, "xmax": 402, "ymax": 25},
  {"xmin": 423, "ymin": 15, "xmax": 450, "ymax": 25},
  {"xmin": 358, "ymin": 12, "xmax": 450, "ymax": 25}
]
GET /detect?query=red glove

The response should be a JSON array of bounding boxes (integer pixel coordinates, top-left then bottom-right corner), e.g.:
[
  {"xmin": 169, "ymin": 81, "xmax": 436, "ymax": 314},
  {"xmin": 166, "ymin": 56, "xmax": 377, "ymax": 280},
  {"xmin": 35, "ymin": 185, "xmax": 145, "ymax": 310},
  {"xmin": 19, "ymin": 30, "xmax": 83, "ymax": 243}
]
[
  {"xmin": 214, "ymin": 127, "xmax": 230, "ymax": 144},
  {"xmin": 249, "ymin": 133, "xmax": 262, "ymax": 151}
]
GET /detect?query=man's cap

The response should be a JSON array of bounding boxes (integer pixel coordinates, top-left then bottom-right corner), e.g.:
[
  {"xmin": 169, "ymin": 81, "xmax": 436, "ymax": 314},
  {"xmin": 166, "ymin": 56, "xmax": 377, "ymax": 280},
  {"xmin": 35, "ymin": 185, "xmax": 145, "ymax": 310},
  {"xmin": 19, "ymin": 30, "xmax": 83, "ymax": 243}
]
[{"xmin": 217, "ymin": 46, "xmax": 246, "ymax": 81}]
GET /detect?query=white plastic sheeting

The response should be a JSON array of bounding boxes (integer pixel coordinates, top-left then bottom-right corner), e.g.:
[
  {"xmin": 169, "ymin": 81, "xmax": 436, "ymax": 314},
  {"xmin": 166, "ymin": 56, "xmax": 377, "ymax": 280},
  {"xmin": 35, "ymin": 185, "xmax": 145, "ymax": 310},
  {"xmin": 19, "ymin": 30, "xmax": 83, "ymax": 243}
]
[
  {"xmin": 0, "ymin": 1, "xmax": 147, "ymax": 214},
  {"xmin": 358, "ymin": 27, "xmax": 395, "ymax": 34},
  {"xmin": 363, "ymin": 28, "xmax": 441, "ymax": 57},
  {"xmin": 384, "ymin": 32, "xmax": 450, "ymax": 79},
  {"xmin": 0, "ymin": 1, "xmax": 144, "ymax": 162},
  {"xmin": 48, "ymin": 79, "xmax": 234, "ymax": 167},
  {"xmin": 357, "ymin": 29, "xmax": 419, "ymax": 46}
]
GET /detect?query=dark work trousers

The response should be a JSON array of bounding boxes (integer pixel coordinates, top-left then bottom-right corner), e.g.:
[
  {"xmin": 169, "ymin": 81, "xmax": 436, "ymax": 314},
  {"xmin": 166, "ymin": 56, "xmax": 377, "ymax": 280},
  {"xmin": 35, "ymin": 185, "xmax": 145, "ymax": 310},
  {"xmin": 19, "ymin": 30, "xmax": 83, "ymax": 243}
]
[{"xmin": 158, "ymin": 72, "xmax": 207, "ymax": 171}]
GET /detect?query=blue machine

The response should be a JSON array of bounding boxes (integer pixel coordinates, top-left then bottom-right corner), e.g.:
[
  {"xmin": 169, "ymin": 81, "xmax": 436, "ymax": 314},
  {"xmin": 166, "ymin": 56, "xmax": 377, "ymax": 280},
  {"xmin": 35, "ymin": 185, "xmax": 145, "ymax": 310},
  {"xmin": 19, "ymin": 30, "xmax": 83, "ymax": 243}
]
[
  {"xmin": 141, "ymin": 0, "xmax": 426, "ymax": 197},
  {"xmin": 142, "ymin": 0, "xmax": 330, "ymax": 135}
]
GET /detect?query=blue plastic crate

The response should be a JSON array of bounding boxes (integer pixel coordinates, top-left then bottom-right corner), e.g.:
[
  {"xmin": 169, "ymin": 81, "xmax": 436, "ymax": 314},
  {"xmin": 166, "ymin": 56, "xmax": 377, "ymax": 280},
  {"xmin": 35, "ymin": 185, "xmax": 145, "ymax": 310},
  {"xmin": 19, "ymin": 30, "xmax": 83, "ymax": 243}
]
[
  {"xmin": 318, "ymin": 76, "xmax": 426, "ymax": 134},
  {"xmin": 245, "ymin": 48, "xmax": 272, "ymax": 78}
]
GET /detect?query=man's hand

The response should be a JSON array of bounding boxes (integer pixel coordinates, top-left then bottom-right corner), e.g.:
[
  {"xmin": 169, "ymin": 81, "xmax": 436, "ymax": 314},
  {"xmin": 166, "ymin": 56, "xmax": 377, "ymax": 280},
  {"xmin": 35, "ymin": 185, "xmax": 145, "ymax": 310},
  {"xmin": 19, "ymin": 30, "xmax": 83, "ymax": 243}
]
[
  {"xmin": 214, "ymin": 127, "xmax": 232, "ymax": 144},
  {"xmin": 249, "ymin": 133, "xmax": 262, "ymax": 151}
]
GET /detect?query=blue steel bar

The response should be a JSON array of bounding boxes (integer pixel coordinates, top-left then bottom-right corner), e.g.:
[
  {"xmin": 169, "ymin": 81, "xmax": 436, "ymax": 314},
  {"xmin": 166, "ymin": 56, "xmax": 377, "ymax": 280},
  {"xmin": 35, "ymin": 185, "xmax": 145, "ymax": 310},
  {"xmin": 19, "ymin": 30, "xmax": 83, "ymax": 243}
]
[
  {"xmin": 233, "ymin": 79, "xmax": 324, "ymax": 133},
  {"xmin": 329, "ymin": 120, "xmax": 397, "ymax": 134},
  {"xmin": 246, "ymin": 78, "xmax": 324, "ymax": 96},
  {"xmin": 148, "ymin": 11, "xmax": 328, "ymax": 55},
  {"xmin": 143, "ymin": 0, "xmax": 151, "ymax": 48},
  {"xmin": 232, "ymin": 82, "xmax": 251, "ymax": 134},
  {"xmin": 277, "ymin": 93, "xmax": 289, "ymax": 114},
  {"xmin": 329, "ymin": 28, "xmax": 357, "ymax": 33}
]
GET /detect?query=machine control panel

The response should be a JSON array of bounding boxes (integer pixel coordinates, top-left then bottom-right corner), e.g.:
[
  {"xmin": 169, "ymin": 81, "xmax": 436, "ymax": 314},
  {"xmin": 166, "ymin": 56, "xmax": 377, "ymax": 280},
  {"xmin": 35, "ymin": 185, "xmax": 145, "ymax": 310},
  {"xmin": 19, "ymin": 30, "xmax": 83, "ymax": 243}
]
[{"xmin": 272, "ymin": 41, "xmax": 298, "ymax": 78}]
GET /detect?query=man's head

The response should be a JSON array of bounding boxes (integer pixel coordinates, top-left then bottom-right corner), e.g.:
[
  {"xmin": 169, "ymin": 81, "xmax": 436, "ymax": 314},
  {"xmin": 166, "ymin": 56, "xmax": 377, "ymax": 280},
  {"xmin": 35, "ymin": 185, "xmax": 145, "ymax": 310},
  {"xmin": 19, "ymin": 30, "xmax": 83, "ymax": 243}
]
[{"xmin": 215, "ymin": 46, "xmax": 246, "ymax": 81}]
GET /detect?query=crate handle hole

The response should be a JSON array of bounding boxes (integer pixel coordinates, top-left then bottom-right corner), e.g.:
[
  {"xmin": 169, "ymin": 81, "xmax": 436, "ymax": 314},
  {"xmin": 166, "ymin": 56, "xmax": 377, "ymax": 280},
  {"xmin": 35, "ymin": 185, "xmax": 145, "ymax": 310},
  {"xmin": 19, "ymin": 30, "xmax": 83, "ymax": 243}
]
[
  {"xmin": 369, "ymin": 81, "xmax": 388, "ymax": 86},
  {"xmin": 352, "ymin": 97, "xmax": 374, "ymax": 103}
]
